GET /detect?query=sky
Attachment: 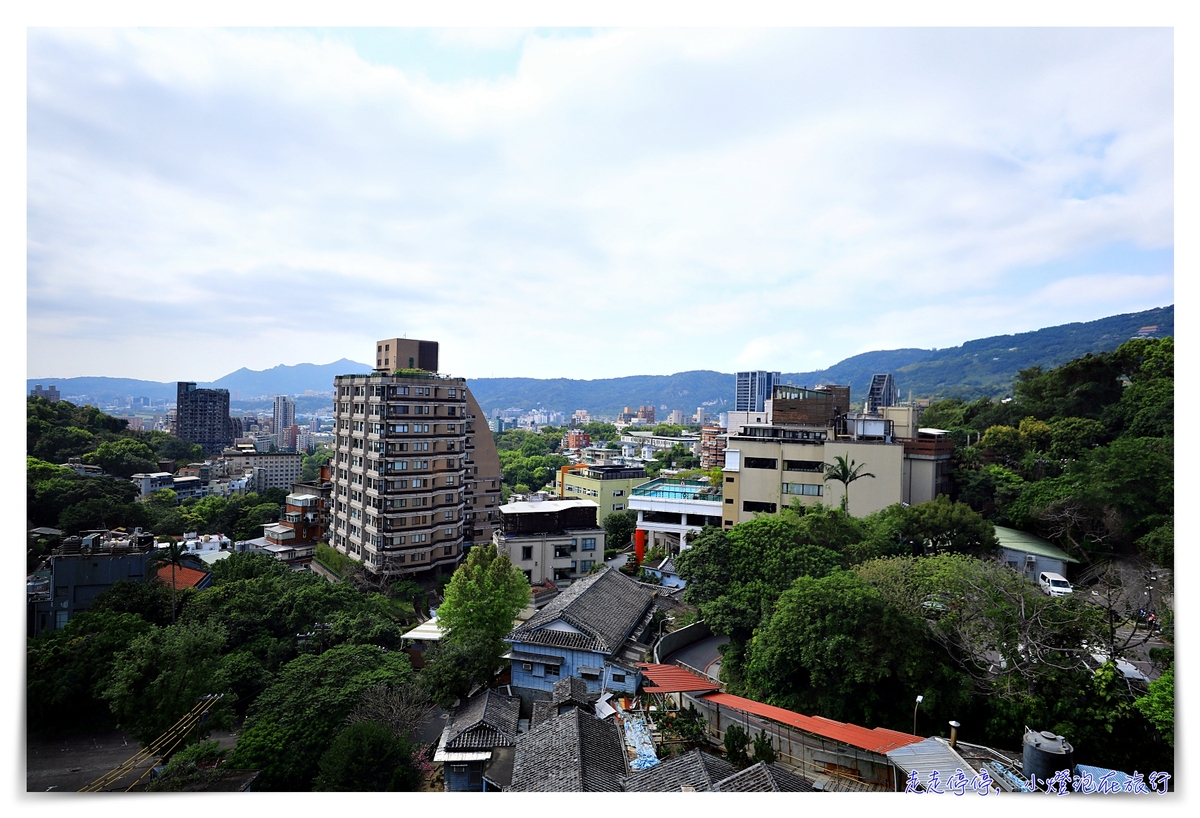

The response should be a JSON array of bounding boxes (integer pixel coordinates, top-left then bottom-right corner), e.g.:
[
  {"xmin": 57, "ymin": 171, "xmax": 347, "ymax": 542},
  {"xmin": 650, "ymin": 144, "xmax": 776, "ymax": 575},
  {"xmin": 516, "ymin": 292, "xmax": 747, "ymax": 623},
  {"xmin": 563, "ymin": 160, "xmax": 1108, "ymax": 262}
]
[{"xmin": 26, "ymin": 26, "xmax": 1174, "ymax": 382}]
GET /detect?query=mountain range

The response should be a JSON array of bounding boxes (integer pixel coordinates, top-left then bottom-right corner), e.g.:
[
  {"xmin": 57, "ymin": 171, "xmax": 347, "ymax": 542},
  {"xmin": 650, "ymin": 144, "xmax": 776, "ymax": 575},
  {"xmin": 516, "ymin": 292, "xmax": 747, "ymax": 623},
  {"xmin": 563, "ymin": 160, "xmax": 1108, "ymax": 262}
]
[{"xmin": 28, "ymin": 305, "xmax": 1172, "ymax": 417}]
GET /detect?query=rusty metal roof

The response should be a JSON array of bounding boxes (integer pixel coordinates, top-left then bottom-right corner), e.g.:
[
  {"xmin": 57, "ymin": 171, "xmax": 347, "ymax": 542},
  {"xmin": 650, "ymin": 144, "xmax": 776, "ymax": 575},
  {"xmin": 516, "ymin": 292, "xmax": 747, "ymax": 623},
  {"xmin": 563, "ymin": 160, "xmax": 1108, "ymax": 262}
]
[
  {"xmin": 699, "ymin": 692, "xmax": 923, "ymax": 754},
  {"xmin": 637, "ymin": 663, "xmax": 721, "ymax": 694}
]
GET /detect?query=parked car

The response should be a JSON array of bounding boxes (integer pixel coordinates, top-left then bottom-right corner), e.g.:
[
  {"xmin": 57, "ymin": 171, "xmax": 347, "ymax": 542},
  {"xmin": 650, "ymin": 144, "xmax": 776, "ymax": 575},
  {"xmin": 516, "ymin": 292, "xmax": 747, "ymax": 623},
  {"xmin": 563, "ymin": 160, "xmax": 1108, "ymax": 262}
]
[{"xmin": 1038, "ymin": 571, "xmax": 1073, "ymax": 597}]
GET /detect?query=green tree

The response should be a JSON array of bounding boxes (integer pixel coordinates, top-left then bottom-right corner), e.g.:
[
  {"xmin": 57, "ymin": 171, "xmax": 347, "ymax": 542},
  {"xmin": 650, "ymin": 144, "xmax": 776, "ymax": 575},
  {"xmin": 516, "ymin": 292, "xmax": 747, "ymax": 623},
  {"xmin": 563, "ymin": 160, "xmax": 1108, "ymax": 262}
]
[
  {"xmin": 979, "ymin": 425, "xmax": 1023, "ymax": 460},
  {"xmin": 418, "ymin": 635, "xmax": 499, "ymax": 708},
  {"xmin": 823, "ymin": 454, "xmax": 876, "ymax": 514},
  {"xmin": 90, "ymin": 579, "xmax": 175, "ymax": 627},
  {"xmin": 100, "ymin": 620, "xmax": 230, "ymax": 747},
  {"xmin": 435, "ymin": 543, "xmax": 530, "ymax": 671},
  {"xmin": 313, "ymin": 721, "xmax": 421, "ymax": 792},
  {"xmin": 723, "ymin": 723, "xmax": 750, "ymax": 769},
  {"xmin": 27, "ymin": 612, "xmax": 154, "ymax": 736},
  {"xmin": 1134, "ymin": 665, "xmax": 1174, "ymax": 748},
  {"xmin": 742, "ymin": 571, "xmax": 941, "ymax": 726},
  {"xmin": 752, "ymin": 729, "xmax": 777, "ymax": 765},
  {"xmin": 602, "ymin": 510, "xmax": 638, "ymax": 550},
  {"xmin": 82, "ymin": 438, "xmax": 159, "ymax": 478},
  {"xmin": 227, "ymin": 644, "xmax": 414, "ymax": 791}
]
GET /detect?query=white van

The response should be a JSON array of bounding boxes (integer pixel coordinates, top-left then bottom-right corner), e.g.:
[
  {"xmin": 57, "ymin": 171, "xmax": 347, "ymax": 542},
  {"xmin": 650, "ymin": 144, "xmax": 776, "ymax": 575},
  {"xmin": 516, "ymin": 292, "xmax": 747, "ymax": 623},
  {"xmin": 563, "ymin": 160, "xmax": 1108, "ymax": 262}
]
[{"xmin": 1038, "ymin": 571, "xmax": 1073, "ymax": 597}]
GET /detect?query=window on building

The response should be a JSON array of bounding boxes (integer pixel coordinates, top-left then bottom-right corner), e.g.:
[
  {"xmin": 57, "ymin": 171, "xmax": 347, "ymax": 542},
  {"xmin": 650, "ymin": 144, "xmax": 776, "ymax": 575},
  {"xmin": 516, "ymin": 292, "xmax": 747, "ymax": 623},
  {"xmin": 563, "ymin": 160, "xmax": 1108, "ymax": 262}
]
[
  {"xmin": 580, "ymin": 560, "xmax": 594, "ymax": 572},
  {"xmin": 612, "ymin": 504, "xmax": 624, "ymax": 511},
  {"xmin": 521, "ymin": 546, "xmax": 533, "ymax": 560},
  {"xmin": 611, "ymin": 673, "xmax": 626, "ymax": 683},
  {"xmin": 581, "ymin": 538, "xmax": 596, "ymax": 551},
  {"xmin": 744, "ymin": 457, "xmax": 778, "ymax": 469},
  {"xmin": 743, "ymin": 500, "xmax": 777, "ymax": 513},
  {"xmin": 545, "ymin": 664, "xmax": 559, "ymax": 677}
]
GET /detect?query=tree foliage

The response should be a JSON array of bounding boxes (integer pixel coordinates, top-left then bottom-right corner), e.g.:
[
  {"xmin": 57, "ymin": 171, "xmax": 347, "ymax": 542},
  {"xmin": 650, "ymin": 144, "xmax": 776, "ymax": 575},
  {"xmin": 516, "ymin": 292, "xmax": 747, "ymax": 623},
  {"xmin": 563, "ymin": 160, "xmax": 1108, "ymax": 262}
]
[
  {"xmin": 227, "ymin": 645, "xmax": 414, "ymax": 791},
  {"xmin": 602, "ymin": 509, "xmax": 638, "ymax": 549},
  {"xmin": 100, "ymin": 620, "xmax": 231, "ymax": 747},
  {"xmin": 435, "ymin": 543, "xmax": 530, "ymax": 667},
  {"xmin": 313, "ymin": 721, "xmax": 421, "ymax": 792}
]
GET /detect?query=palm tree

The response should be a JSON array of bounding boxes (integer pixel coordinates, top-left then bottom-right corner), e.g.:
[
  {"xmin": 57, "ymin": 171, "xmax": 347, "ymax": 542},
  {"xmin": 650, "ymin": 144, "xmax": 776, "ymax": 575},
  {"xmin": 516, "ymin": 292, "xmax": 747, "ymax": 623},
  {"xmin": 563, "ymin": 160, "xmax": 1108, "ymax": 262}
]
[
  {"xmin": 823, "ymin": 454, "xmax": 875, "ymax": 515},
  {"xmin": 151, "ymin": 539, "xmax": 187, "ymax": 624}
]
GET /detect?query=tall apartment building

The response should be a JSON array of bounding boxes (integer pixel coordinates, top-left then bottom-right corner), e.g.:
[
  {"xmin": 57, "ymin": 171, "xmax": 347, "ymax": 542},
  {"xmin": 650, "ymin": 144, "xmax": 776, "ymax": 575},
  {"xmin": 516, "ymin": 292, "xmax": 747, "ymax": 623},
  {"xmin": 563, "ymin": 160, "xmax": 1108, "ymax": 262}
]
[
  {"xmin": 30, "ymin": 384, "xmax": 60, "ymax": 403},
  {"xmin": 866, "ymin": 373, "xmax": 898, "ymax": 413},
  {"xmin": 735, "ymin": 370, "xmax": 780, "ymax": 412},
  {"xmin": 329, "ymin": 338, "xmax": 502, "ymax": 578},
  {"xmin": 699, "ymin": 423, "xmax": 728, "ymax": 469},
  {"xmin": 273, "ymin": 395, "xmax": 296, "ymax": 440},
  {"xmin": 176, "ymin": 382, "xmax": 235, "ymax": 454}
]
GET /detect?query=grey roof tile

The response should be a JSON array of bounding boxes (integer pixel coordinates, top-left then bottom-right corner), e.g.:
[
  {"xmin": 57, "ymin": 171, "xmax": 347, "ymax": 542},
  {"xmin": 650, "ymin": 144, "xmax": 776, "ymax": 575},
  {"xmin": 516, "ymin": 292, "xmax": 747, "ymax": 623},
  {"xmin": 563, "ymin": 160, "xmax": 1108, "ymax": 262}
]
[
  {"xmin": 507, "ymin": 709, "xmax": 628, "ymax": 792},
  {"xmin": 507, "ymin": 567, "xmax": 655, "ymax": 657},
  {"xmin": 445, "ymin": 688, "xmax": 521, "ymax": 750}
]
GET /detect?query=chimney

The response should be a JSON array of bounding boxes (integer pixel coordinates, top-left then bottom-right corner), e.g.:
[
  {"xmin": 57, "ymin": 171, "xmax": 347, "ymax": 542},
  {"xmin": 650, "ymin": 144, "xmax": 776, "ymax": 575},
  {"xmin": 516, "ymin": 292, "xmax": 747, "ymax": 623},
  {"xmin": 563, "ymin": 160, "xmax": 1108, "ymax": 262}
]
[{"xmin": 949, "ymin": 720, "xmax": 960, "ymax": 749}]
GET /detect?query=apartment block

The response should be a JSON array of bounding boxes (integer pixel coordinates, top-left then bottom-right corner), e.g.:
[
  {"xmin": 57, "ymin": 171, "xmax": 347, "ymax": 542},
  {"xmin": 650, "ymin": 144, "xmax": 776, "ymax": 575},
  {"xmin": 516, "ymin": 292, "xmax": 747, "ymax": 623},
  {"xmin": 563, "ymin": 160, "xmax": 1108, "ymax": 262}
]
[
  {"xmin": 176, "ymin": 382, "xmax": 235, "ymax": 454},
  {"xmin": 219, "ymin": 450, "xmax": 303, "ymax": 492},
  {"xmin": 493, "ymin": 497, "xmax": 605, "ymax": 586},
  {"xmin": 555, "ymin": 464, "xmax": 648, "ymax": 523},
  {"xmin": 328, "ymin": 339, "xmax": 501, "ymax": 579},
  {"xmin": 273, "ymin": 395, "xmax": 296, "ymax": 440},
  {"xmin": 720, "ymin": 380, "xmax": 952, "ymax": 524},
  {"xmin": 699, "ymin": 423, "xmax": 727, "ymax": 469},
  {"xmin": 735, "ymin": 370, "xmax": 780, "ymax": 412}
]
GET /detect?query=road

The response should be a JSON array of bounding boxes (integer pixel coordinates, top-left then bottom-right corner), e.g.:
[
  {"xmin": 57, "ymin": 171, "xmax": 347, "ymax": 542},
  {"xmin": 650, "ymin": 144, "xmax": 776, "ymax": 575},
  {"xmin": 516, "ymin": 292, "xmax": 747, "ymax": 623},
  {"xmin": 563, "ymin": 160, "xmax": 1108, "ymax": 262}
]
[
  {"xmin": 26, "ymin": 729, "xmax": 239, "ymax": 793},
  {"xmin": 662, "ymin": 633, "xmax": 728, "ymax": 679}
]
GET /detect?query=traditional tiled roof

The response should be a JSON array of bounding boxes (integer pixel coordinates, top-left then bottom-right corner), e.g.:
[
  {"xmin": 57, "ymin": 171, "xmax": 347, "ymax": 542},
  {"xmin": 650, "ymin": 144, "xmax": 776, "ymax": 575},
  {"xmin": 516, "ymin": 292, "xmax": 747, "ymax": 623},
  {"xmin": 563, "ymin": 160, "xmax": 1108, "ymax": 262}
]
[
  {"xmin": 552, "ymin": 675, "xmax": 595, "ymax": 707},
  {"xmin": 622, "ymin": 750, "xmax": 815, "ymax": 792},
  {"xmin": 713, "ymin": 761, "xmax": 815, "ymax": 792},
  {"xmin": 506, "ymin": 709, "xmax": 628, "ymax": 792},
  {"xmin": 445, "ymin": 688, "xmax": 521, "ymax": 751},
  {"xmin": 507, "ymin": 567, "xmax": 654, "ymax": 656},
  {"xmin": 621, "ymin": 749, "xmax": 736, "ymax": 792}
]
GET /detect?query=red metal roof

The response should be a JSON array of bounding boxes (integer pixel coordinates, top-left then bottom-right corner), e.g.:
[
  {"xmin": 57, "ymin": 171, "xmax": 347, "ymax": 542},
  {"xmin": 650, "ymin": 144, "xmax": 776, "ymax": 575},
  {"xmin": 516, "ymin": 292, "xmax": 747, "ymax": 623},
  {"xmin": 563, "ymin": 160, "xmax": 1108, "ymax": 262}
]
[
  {"xmin": 155, "ymin": 564, "xmax": 210, "ymax": 590},
  {"xmin": 637, "ymin": 663, "xmax": 721, "ymax": 693},
  {"xmin": 698, "ymin": 692, "xmax": 923, "ymax": 754}
]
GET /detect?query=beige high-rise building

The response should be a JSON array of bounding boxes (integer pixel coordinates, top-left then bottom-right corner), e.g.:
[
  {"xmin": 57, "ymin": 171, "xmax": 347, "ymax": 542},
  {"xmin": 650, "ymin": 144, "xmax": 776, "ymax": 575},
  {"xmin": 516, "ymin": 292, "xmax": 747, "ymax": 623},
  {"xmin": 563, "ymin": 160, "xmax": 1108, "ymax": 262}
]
[
  {"xmin": 328, "ymin": 338, "xmax": 502, "ymax": 578},
  {"xmin": 718, "ymin": 383, "xmax": 952, "ymax": 525}
]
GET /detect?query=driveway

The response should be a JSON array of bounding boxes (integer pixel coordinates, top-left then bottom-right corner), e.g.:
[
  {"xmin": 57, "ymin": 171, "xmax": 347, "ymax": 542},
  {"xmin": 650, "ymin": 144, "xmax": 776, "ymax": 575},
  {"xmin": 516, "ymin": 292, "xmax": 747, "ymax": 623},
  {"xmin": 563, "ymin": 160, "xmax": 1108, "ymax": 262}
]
[{"xmin": 662, "ymin": 633, "xmax": 728, "ymax": 679}]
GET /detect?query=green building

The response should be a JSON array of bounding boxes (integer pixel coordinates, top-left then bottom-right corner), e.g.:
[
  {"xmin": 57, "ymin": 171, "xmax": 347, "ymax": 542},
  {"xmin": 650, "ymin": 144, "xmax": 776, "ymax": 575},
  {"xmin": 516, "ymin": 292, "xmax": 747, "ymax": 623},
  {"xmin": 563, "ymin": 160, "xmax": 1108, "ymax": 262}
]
[{"xmin": 555, "ymin": 464, "xmax": 649, "ymax": 524}]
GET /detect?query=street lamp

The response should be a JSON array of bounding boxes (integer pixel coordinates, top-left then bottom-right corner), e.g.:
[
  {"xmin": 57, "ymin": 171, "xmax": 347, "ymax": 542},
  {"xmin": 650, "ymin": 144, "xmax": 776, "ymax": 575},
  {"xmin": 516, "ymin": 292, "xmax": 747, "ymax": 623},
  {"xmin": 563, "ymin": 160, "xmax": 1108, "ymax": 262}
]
[{"xmin": 913, "ymin": 695, "xmax": 924, "ymax": 735}]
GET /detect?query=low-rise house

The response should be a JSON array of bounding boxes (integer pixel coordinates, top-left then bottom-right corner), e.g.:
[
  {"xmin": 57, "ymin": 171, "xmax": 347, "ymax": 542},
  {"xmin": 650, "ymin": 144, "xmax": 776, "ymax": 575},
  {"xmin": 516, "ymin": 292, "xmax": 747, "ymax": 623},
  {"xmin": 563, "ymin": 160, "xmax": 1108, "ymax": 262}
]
[
  {"xmin": 131, "ymin": 472, "xmax": 175, "ymax": 497},
  {"xmin": 494, "ymin": 496, "xmax": 605, "ymax": 586},
  {"xmin": 504, "ymin": 566, "xmax": 657, "ymax": 696},
  {"xmin": 505, "ymin": 708, "xmax": 628, "ymax": 792},
  {"xmin": 434, "ymin": 688, "xmax": 521, "ymax": 792},
  {"xmin": 994, "ymin": 525, "xmax": 1080, "ymax": 582},
  {"xmin": 639, "ymin": 555, "xmax": 685, "ymax": 589}
]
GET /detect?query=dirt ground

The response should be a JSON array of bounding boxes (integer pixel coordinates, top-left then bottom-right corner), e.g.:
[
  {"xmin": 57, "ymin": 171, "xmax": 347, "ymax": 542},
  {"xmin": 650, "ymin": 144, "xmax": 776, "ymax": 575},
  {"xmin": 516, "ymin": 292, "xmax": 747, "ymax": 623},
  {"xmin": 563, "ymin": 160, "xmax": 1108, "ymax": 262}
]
[{"xmin": 25, "ymin": 729, "xmax": 239, "ymax": 793}]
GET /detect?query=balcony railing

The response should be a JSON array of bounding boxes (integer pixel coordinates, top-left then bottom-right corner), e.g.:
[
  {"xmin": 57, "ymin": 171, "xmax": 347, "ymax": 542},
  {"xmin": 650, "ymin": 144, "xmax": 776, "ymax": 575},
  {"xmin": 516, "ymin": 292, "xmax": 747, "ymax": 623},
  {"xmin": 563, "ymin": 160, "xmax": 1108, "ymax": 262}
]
[{"xmin": 630, "ymin": 479, "xmax": 723, "ymax": 502}]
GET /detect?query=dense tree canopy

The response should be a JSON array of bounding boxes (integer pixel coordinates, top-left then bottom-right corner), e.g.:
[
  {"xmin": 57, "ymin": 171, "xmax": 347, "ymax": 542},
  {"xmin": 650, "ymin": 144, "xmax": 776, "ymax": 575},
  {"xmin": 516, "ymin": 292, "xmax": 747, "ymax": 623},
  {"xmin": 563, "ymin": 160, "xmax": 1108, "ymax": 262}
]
[{"xmin": 227, "ymin": 644, "xmax": 414, "ymax": 791}]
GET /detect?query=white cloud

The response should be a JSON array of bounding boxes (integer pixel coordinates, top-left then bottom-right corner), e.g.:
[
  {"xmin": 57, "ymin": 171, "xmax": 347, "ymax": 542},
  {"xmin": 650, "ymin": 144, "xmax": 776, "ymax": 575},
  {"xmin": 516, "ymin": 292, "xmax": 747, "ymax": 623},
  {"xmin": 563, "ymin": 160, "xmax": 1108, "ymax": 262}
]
[{"xmin": 27, "ymin": 27, "xmax": 1173, "ymax": 381}]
